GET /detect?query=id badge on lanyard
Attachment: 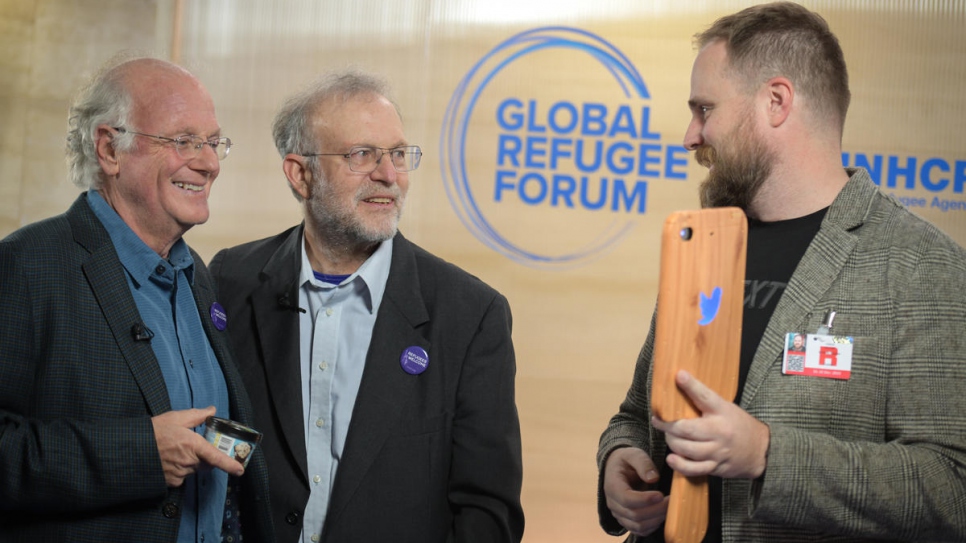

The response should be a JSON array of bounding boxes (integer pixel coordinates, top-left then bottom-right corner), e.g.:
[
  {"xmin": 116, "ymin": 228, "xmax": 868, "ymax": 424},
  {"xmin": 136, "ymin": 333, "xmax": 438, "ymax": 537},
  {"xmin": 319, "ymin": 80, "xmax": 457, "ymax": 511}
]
[{"xmin": 782, "ymin": 310, "xmax": 854, "ymax": 380}]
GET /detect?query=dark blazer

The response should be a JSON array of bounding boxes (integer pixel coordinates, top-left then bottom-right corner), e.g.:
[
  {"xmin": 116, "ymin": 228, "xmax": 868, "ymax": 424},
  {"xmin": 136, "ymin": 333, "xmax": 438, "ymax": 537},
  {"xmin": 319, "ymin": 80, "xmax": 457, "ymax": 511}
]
[
  {"xmin": 0, "ymin": 194, "xmax": 275, "ymax": 543},
  {"xmin": 209, "ymin": 227, "xmax": 524, "ymax": 543}
]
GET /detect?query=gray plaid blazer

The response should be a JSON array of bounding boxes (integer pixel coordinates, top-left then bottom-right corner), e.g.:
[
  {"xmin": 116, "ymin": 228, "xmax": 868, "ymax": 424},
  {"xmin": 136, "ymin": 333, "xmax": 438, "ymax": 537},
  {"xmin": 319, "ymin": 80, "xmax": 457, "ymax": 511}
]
[
  {"xmin": 0, "ymin": 194, "xmax": 275, "ymax": 542},
  {"xmin": 598, "ymin": 169, "xmax": 966, "ymax": 542}
]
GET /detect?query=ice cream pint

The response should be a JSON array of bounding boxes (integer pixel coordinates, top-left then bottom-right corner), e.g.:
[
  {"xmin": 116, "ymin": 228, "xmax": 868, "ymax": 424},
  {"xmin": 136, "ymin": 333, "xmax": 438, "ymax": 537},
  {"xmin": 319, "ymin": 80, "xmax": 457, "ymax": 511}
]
[{"xmin": 204, "ymin": 416, "xmax": 262, "ymax": 468}]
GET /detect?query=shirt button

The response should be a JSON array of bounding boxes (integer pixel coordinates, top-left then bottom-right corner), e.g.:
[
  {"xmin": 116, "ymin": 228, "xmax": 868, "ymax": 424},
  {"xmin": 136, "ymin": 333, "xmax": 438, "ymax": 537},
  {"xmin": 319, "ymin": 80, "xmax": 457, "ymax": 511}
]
[
  {"xmin": 319, "ymin": 361, "xmax": 328, "ymax": 370},
  {"xmin": 325, "ymin": 308, "xmax": 334, "ymax": 317},
  {"xmin": 315, "ymin": 418, "xmax": 325, "ymax": 428},
  {"xmin": 188, "ymin": 359, "xmax": 194, "ymax": 368},
  {"xmin": 155, "ymin": 264, "xmax": 166, "ymax": 275},
  {"xmin": 313, "ymin": 475, "xmax": 321, "ymax": 484},
  {"xmin": 311, "ymin": 535, "xmax": 320, "ymax": 543}
]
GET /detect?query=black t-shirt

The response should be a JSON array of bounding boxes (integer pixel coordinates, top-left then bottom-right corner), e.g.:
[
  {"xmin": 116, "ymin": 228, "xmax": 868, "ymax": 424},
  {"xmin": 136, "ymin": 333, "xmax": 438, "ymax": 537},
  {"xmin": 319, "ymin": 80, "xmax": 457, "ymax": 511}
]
[
  {"xmin": 658, "ymin": 207, "xmax": 827, "ymax": 542},
  {"xmin": 738, "ymin": 207, "xmax": 827, "ymax": 402}
]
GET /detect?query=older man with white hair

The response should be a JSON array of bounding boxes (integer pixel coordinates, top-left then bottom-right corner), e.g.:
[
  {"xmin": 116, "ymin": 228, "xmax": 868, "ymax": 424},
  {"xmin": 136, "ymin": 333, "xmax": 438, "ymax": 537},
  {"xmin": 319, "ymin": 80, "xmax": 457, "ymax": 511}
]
[{"xmin": 0, "ymin": 56, "xmax": 275, "ymax": 543}]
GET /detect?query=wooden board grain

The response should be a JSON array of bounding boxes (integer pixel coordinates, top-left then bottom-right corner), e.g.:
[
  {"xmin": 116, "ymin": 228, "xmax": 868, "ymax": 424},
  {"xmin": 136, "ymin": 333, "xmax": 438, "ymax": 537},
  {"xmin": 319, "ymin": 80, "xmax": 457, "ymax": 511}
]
[{"xmin": 650, "ymin": 207, "xmax": 747, "ymax": 543}]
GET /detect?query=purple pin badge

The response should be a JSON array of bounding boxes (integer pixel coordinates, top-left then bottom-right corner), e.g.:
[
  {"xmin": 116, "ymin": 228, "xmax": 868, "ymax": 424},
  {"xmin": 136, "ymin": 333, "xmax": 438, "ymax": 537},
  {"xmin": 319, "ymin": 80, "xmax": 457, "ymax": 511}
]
[
  {"xmin": 210, "ymin": 302, "xmax": 228, "ymax": 331},
  {"xmin": 400, "ymin": 346, "xmax": 429, "ymax": 375}
]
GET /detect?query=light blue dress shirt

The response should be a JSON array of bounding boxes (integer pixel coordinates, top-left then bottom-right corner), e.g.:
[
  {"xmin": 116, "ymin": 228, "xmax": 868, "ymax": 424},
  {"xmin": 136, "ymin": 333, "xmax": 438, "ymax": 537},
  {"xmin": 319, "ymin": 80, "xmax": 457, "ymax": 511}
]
[
  {"xmin": 297, "ymin": 234, "xmax": 392, "ymax": 543},
  {"xmin": 88, "ymin": 190, "xmax": 230, "ymax": 543}
]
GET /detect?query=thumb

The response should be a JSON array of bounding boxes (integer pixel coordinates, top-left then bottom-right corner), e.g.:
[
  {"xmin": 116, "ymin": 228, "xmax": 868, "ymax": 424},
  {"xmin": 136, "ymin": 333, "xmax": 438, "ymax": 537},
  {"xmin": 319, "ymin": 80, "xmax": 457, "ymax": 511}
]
[
  {"xmin": 676, "ymin": 370, "xmax": 721, "ymax": 414},
  {"xmin": 619, "ymin": 447, "xmax": 659, "ymax": 484},
  {"xmin": 634, "ymin": 452, "xmax": 659, "ymax": 484},
  {"xmin": 180, "ymin": 405, "xmax": 217, "ymax": 428}
]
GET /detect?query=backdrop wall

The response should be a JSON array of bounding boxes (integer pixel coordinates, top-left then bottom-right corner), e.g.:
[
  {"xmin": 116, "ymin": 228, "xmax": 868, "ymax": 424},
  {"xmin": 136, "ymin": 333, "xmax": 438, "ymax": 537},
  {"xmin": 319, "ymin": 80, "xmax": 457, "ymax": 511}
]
[{"xmin": 3, "ymin": 1, "xmax": 964, "ymax": 541}]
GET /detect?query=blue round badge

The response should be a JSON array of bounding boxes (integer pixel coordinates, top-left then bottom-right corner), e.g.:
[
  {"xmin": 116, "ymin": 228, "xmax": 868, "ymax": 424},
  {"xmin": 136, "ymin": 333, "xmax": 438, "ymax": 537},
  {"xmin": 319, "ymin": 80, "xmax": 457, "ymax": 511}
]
[
  {"xmin": 210, "ymin": 302, "xmax": 228, "ymax": 331},
  {"xmin": 400, "ymin": 346, "xmax": 429, "ymax": 375}
]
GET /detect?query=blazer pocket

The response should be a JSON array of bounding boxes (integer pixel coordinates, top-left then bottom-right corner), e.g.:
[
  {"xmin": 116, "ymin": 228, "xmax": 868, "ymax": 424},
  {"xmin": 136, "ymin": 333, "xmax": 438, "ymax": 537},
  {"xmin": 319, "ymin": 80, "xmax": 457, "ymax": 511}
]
[{"xmin": 377, "ymin": 414, "xmax": 449, "ymax": 503}]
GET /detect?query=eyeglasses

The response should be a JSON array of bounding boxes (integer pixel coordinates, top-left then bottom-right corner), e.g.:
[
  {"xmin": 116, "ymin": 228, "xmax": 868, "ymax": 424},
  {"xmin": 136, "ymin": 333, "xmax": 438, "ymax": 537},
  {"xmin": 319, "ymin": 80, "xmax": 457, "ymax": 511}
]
[
  {"xmin": 114, "ymin": 127, "xmax": 232, "ymax": 160},
  {"xmin": 303, "ymin": 146, "xmax": 422, "ymax": 173}
]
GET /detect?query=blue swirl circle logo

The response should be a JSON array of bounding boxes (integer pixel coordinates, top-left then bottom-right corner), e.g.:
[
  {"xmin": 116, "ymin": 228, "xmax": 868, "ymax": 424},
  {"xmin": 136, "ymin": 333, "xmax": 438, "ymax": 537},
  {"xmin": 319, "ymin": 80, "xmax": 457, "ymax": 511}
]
[{"xmin": 441, "ymin": 26, "xmax": 670, "ymax": 270}]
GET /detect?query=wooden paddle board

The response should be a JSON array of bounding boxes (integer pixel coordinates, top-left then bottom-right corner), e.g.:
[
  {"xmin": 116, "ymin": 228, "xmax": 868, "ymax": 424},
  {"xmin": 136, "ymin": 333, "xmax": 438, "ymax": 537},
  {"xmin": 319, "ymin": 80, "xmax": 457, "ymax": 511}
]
[{"xmin": 650, "ymin": 207, "xmax": 747, "ymax": 543}]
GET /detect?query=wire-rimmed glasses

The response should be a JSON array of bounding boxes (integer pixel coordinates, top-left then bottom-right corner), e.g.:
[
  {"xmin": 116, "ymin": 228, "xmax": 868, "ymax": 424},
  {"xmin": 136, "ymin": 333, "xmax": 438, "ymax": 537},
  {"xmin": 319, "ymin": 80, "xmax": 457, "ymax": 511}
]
[
  {"xmin": 303, "ymin": 145, "xmax": 422, "ymax": 173},
  {"xmin": 114, "ymin": 127, "xmax": 232, "ymax": 160}
]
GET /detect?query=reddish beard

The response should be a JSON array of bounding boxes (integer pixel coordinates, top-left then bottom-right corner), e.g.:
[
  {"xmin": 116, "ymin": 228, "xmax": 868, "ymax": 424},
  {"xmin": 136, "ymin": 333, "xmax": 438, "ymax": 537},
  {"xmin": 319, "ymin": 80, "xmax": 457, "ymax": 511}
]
[{"xmin": 695, "ymin": 119, "xmax": 775, "ymax": 213}]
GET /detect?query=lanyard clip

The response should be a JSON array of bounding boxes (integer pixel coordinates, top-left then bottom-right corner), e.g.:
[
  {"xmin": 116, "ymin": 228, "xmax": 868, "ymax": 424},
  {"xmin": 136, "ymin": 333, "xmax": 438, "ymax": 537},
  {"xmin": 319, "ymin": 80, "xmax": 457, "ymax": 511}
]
[{"xmin": 816, "ymin": 309, "xmax": 836, "ymax": 335}]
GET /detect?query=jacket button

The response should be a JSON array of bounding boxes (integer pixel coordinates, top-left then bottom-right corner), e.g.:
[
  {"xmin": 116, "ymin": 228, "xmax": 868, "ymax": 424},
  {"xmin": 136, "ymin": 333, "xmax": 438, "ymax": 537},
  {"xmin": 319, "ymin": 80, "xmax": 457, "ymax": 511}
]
[
  {"xmin": 162, "ymin": 502, "xmax": 179, "ymax": 518},
  {"xmin": 285, "ymin": 511, "xmax": 301, "ymax": 525}
]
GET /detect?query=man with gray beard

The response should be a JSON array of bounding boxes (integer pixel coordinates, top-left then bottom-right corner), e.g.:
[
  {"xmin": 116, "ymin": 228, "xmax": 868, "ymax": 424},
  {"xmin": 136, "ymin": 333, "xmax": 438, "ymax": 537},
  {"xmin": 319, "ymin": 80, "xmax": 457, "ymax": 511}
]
[
  {"xmin": 209, "ymin": 69, "xmax": 524, "ymax": 543},
  {"xmin": 598, "ymin": 2, "xmax": 966, "ymax": 542}
]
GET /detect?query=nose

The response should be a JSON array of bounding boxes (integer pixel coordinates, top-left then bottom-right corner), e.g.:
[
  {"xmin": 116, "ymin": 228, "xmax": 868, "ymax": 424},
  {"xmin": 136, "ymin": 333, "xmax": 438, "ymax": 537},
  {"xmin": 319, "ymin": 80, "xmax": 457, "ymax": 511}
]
[
  {"xmin": 369, "ymin": 152, "xmax": 398, "ymax": 184},
  {"xmin": 190, "ymin": 142, "xmax": 220, "ymax": 179},
  {"xmin": 683, "ymin": 117, "xmax": 704, "ymax": 151}
]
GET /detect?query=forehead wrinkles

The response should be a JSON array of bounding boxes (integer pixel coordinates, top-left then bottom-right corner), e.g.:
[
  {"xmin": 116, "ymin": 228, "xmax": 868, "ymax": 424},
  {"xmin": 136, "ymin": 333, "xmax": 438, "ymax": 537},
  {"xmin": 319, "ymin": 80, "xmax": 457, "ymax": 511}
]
[
  {"xmin": 128, "ymin": 70, "xmax": 217, "ymax": 134},
  {"xmin": 311, "ymin": 93, "xmax": 403, "ymax": 149}
]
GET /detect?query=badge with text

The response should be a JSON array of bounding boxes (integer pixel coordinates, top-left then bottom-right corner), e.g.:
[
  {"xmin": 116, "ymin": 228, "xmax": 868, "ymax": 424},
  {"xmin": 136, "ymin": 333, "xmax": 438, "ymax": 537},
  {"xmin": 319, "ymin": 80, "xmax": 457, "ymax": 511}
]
[
  {"xmin": 210, "ymin": 302, "xmax": 228, "ymax": 331},
  {"xmin": 400, "ymin": 346, "xmax": 429, "ymax": 375},
  {"xmin": 782, "ymin": 332, "xmax": 853, "ymax": 380}
]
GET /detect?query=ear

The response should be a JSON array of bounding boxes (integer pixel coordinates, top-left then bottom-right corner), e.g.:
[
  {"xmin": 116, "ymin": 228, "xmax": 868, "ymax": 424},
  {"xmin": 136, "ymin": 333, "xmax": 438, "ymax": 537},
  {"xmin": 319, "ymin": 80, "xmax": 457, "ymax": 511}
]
[
  {"xmin": 95, "ymin": 125, "xmax": 121, "ymax": 176},
  {"xmin": 282, "ymin": 154, "xmax": 313, "ymax": 200},
  {"xmin": 763, "ymin": 76, "xmax": 794, "ymax": 128}
]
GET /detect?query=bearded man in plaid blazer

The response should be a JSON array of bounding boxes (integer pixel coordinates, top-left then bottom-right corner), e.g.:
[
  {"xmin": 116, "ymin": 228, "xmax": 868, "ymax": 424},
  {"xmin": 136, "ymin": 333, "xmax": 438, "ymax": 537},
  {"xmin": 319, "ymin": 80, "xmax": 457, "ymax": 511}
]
[{"xmin": 598, "ymin": 3, "xmax": 966, "ymax": 542}]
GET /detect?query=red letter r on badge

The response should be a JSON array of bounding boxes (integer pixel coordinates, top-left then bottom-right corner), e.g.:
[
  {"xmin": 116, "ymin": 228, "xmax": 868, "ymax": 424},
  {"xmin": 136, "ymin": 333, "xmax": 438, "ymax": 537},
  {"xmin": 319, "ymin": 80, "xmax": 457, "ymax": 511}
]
[{"xmin": 819, "ymin": 346, "xmax": 838, "ymax": 366}]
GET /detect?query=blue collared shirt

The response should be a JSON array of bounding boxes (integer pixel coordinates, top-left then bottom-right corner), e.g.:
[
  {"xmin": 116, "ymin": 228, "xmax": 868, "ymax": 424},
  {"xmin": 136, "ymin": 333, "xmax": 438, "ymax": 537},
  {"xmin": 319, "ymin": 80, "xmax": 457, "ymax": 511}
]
[
  {"xmin": 297, "ymin": 233, "xmax": 392, "ymax": 543},
  {"xmin": 88, "ymin": 190, "xmax": 230, "ymax": 543}
]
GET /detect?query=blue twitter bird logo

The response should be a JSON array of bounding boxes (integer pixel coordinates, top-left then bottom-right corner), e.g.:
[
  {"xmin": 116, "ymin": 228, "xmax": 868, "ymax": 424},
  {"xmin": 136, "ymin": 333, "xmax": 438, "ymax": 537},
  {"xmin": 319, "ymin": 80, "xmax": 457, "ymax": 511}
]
[{"xmin": 698, "ymin": 287, "xmax": 722, "ymax": 326}]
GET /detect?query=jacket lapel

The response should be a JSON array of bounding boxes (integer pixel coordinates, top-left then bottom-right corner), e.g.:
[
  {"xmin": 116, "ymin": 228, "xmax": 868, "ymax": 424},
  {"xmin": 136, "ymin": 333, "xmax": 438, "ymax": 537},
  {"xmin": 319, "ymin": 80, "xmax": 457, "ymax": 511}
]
[
  {"xmin": 253, "ymin": 226, "xmax": 309, "ymax": 480},
  {"xmin": 70, "ymin": 195, "xmax": 172, "ymax": 416},
  {"xmin": 740, "ymin": 171, "xmax": 876, "ymax": 407},
  {"xmin": 191, "ymin": 255, "xmax": 251, "ymax": 423},
  {"xmin": 323, "ymin": 233, "xmax": 430, "ymax": 529}
]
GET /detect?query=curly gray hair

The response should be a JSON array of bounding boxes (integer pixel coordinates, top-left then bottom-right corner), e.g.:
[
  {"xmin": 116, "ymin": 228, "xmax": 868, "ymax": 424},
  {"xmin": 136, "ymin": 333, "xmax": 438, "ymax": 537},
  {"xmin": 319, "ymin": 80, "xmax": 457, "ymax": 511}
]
[
  {"xmin": 65, "ymin": 57, "xmax": 139, "ymax": 190},
  {"xmin": 272, "ymin": 69, "xmax": 399, "ymax": 202}
]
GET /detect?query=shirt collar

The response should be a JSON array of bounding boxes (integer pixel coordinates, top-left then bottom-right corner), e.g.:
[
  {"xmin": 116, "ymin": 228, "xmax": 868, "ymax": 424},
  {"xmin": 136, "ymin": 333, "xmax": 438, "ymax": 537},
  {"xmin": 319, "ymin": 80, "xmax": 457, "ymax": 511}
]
[
  {"xmin": 86, "ymin": 189, "xmax": 194, "ymax": 287},
  {"xmin": 298, "ymin": 231, "xmax": 393, "ymax": 314}
]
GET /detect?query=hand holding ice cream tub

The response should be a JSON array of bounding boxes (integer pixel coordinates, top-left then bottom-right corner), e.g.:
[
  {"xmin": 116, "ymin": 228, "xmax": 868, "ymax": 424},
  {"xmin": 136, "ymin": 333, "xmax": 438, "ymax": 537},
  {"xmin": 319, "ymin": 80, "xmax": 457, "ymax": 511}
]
[{"xmin": 204, "ymin": 416, "xmax": 262, "ymax": 468}]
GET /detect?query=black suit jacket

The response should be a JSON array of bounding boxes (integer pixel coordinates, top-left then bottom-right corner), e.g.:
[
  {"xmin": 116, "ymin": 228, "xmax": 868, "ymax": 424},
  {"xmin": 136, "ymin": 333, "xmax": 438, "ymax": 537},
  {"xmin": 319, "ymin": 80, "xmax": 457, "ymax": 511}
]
[
  {"xmin": 0, "ymin": 194, "xmax": 275, "ymax": 542},
  {"xmin": 209, "ymin": 226, "xmax": 524, "ymax": 543}
]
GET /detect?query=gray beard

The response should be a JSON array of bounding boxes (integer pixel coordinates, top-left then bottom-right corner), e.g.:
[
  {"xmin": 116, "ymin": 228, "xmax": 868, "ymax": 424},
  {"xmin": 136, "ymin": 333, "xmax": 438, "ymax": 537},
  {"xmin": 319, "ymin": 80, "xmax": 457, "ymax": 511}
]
[
  {"xmin": 305, "ymin": 167, "xmax": 402, "ymax": 256},
  {"xmin": 306, "ymin": 192, "xmax": 399, "ymax": 255}
]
